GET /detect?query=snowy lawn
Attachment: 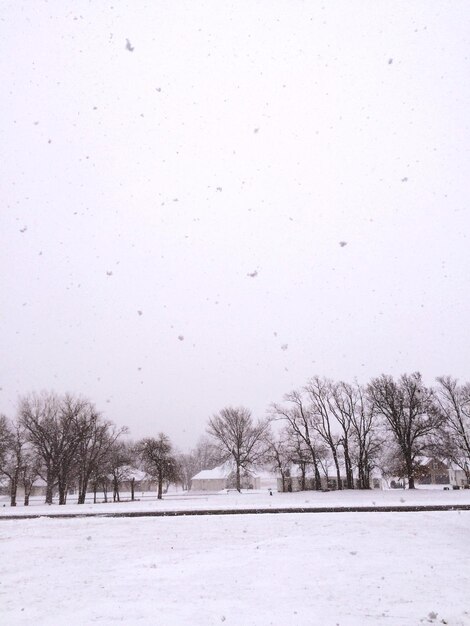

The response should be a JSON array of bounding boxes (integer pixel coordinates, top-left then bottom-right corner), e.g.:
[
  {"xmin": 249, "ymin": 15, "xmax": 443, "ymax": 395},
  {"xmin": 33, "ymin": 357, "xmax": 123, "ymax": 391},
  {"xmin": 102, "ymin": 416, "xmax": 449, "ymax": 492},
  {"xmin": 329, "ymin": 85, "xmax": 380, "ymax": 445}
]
[
  {"xmin": 2, "ymin": 487, "xmax": 470, "ymax": 517},
  {"xmin": 1, "ymin": 509, "xmax": 469, "ymax": 625}
]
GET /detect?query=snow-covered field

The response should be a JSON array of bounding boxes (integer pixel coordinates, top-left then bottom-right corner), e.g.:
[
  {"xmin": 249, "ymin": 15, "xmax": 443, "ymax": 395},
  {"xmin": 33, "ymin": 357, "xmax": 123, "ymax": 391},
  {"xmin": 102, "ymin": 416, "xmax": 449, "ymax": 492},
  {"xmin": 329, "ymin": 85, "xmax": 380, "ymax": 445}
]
[
  {"xmin": 1, "ymin": 486, "xmax": 470, "ymax": 517},
  {"xmin": 1, "ymin": 491, "xmax": 469, "ymax": 625}
]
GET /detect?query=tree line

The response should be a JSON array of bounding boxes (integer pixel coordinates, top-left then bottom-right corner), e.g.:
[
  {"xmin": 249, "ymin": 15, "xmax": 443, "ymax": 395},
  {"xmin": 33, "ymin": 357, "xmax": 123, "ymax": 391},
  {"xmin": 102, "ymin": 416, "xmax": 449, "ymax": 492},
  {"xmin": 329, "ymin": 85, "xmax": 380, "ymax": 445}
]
[
  {"xmin": 1, "ymin": 372, "xmax": 469, "ymax": 505},
  {"xmin": 0, "ymin": 391, "xmax": 182, "ymax": 506},
  {"xmin": 206, "ymin": 372, "xmax": 470, "ymax": 492}
]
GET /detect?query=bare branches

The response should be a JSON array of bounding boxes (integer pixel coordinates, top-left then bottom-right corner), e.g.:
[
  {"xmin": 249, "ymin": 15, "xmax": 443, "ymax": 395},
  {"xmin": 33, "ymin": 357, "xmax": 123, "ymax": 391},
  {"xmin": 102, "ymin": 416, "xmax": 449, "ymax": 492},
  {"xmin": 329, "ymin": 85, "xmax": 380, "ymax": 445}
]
[
  {"xmin": 207, "ymin": 407, "xmax": 268, "ymax": 492},
  {"xmin": 434, "ymin": 376, "xmax": 470, "ymax": 480},
  {"xmin": 269, "ymin": 390, "xmax": 322, "ymax": 490},
  {"xmin": 367, "ymin": 373, "xmax": 442, "ymax": 488},
  {"xmin": 18, "ymin": 391, "xmax": 128, "ymax": 504},
  {"xmin": 136, "ymin": 434, "xmax": 178, "ymax": 499}
]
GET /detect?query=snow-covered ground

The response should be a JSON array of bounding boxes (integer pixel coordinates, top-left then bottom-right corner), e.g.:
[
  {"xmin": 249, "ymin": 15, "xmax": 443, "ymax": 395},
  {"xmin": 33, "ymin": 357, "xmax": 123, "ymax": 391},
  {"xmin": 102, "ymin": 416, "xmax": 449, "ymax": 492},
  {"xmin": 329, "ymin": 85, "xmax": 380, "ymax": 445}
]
[
  {"xmin": 1, "ymin": 487, "xmax": 470, "ymax": 517},
  {"xmin": 1, "ymin": 491, "xmax": 469, "ymax": 625}
]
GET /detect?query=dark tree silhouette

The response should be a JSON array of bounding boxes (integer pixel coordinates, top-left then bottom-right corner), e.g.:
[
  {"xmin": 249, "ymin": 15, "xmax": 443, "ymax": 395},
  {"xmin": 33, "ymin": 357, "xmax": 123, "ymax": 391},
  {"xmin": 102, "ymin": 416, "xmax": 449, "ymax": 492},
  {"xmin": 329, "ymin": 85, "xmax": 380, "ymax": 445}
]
[
  {"xmin": 368, "ymin": 373, "xmax": 441, "ymax": 489},
  {"xmin": 207, "ymin": 407, "xmax": 268, "ymax": 492}
]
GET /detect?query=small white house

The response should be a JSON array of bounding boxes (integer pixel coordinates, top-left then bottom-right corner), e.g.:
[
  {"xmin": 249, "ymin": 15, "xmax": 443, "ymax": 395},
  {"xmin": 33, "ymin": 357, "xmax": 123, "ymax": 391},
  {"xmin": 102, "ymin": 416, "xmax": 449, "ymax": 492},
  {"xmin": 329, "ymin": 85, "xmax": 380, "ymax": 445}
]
[
  {"xmin": 448, "ymin": 465, "xmax": 469, "ymax": 488},
  {"xmin": 191, "ymin": 463, "xmax": 277, "ymax": 491}
]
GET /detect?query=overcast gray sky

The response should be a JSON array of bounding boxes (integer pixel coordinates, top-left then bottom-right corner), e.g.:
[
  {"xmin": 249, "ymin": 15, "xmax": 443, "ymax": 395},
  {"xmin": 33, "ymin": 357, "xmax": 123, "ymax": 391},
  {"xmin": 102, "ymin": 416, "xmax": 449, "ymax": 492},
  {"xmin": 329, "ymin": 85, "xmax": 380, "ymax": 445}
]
[{"xmin": 1, "ymin": 1, "xmax": 469, "ymax": 448}]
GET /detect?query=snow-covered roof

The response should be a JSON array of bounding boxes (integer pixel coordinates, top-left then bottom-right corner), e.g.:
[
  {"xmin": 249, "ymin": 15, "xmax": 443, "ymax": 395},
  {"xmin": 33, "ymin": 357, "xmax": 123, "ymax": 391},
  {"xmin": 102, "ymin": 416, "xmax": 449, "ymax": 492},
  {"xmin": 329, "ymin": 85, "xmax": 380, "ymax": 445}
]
[
  {"xmin": 192, "ymin": 463, "xmax": 232, "ymax": 481},
  {"xmin": 191, "ymin": 463, "xmax": 277, "ymax": 482},
  {"xmin": 125, "ymin": 468, "xmax": 148, "ymax": 481}
]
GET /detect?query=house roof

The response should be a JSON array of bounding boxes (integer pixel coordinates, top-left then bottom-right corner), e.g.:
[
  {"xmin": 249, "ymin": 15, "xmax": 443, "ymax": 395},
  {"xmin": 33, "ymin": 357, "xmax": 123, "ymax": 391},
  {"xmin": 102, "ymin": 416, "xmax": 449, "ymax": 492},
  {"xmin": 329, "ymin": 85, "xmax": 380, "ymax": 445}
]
[
  {"xmin": 192, "ymin": 462, "xmax": 232, "ymax": 481},
  {"xmin": 191, "ymin": 462, "xmax": 277, "ymax": 482}
]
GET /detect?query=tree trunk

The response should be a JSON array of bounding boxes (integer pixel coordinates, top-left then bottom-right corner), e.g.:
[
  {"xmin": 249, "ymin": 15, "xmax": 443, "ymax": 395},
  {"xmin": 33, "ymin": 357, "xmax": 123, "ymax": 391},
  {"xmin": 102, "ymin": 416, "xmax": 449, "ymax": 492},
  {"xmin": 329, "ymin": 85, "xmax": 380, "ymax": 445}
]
[
  {"xmin": 45, "ymin": 477, "xmax": 54, "ymax": 505},
  {"xmin": 332, "ymin": 451, "xmax": 342, "ymax": 490},
  {"xmin": 131, "ymin": 477, "xmax": 135, "ymax": 501},
  {"xmin": 10, "ymin": 477, "xmax": 18, "ymax": 507},
  {"xmin": 236, "ymin": 464, "xmax": 241, "ymax": 492},
  {"xmin": 406, "ymin": 454, "xmax": 415, "ymax": 489},
  {"xmin": 301, "ymin": 464, "xmax": 308, "ymax": 490},
  {"xmin": 78, "ymin": 474, "xmax": 89, "ymax": 504},
  {"xmin": 157, "ymin": 472, "xmax": 163, "ymax": 500},
  {"xmin": 312, "ymin": 461, "xmax": 320, "ymax": 490},
  {"xmin": 24, "ymin": 493, "xmax": 30, "ymax": 506},
  {"xmin": 113, "ymin": 476, "xmax": 120, "ymax": 502},
  {"xmin": 343, "ymin": 441, "xmax": 354, "ymax": 489},
  {"xmin": 357, "ymin": 452, "xmax": 366, "ymax": 489},
  {"xmin": 58, "ymin": 481, "xmax": 67, "ymax": 505},
  {"xmin": 363, "ymin": 453, "xmax": 371, "ymax": 489}
]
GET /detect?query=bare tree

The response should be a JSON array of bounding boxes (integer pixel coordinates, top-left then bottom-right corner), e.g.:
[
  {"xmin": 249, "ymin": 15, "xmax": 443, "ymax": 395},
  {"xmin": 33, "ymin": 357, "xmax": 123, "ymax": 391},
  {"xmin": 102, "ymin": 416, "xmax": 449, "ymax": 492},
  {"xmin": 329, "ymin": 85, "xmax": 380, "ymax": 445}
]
[
  {"xmin": 55, "ymin": 394, "xmax": 93, "ymax": 505},
  {"xmin": 367, "ymin": 373, "xmax": 441, "ymax": 489},
  {"xmin": 74, "ymin": 406, "xmax": 127, "ymax": 504},
  {"xmin": 263, "ymin": 428, "xmax": 291, "ymax": 492},
  {"xmin": 0, "ymin": 415, "xmax": 10, "ymax": 463},
  {"xmin": 19, "ymin": 391, "xmax": 110, "ymax": 504},
  {"xmin": 177, "ymin": 436, "xmax": 222, "ymax": 491},
  {"xmin": 434, "ymin": 376, "xmax": 470, "ymax": 483},
  {"xmin": 207, "ymin": 407, "xmax": 268, "ymax": 492},
  {"xmin": 0, "ymin": 417, "xmax": 23, "ymax": 506},
  {"xmin": 331, "ymin": 381, "xmax": 382, "ymax": 489},
  {"xmin": 328, "ymin": 381, "xmax": 356, "ymax": 488},
  {"xmin": 305, "ymin": 377, "xmax": 344, "ymax": 489},
  {"xmin": 106, "ymin": 440, "xmax": 136, "ymax": 502},
  {"xmin": 137, "ymin": 434, "xmax": 178, "ymax": 499},
  {"xmin": 270, "ymin": 391, "xmax": 322, "ymax": 490},
  {"xmin": 0, "ymin": 416, "xmax": 42, "ymax": 506},
  {"xmin": 19, "ymin": 392, "xmax": 65, "ymax": 504},
  {"xmin": 19, "ymin": 448, "xmax": 41, "ymax": 506}
]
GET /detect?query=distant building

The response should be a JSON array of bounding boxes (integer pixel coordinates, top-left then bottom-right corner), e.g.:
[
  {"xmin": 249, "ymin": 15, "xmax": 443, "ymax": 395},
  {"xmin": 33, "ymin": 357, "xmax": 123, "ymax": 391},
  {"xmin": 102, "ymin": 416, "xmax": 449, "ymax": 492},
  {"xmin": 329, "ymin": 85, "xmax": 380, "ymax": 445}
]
[
  {"xmin": 415, "ymin": 458, "xmax": 469, "ymax": 489},
  {"xmin": 191, "ymin": 462, "xmax": 277, "ymax": 491},
  {"xmin": 277, "ymin": 466, "xmax": 385, "ymax": 492}
]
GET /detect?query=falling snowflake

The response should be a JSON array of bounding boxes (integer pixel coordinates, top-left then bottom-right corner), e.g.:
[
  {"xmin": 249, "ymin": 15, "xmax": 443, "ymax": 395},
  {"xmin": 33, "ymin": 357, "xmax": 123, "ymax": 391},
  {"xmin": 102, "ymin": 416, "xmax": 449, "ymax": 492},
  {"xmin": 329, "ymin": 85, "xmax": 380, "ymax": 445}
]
[
  {"xmin": 19, "ymin": 226, "xmax": 28, "ymax": 233},
  {"xmin": 281, "ymin": 344, "xmax": 288, "ymax": 351},
  {"xmin": 137, "ymin": 310, "xmax": 143, "ymax": 316},
  {"xmin": 388, "ymin": 58, "xmax": 393, "ymax": 64},
  {"xmin": 339, "ymin": 241, "xmax": 347, "ymax": 247},
  {"xmin": 178, "ymin": 335, "xmax": 184, "ymax": 341},
  {"xmin": 247, "ymin": 270, "xmax": 258, "ymax": 278},
  {"xmin": 106, "ymin": 271, "xmax": 113, "ymax": 276},
  {"xmin": 125, "ymin": 38, "xmax": 134, "ymax": 52}
]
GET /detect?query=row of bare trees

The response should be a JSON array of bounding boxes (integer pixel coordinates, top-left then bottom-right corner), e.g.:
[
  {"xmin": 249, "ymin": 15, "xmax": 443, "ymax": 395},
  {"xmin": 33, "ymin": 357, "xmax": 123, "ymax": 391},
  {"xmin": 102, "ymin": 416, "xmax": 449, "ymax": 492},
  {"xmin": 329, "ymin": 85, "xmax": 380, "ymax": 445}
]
[
  {"xmin": 1, "ymin": 372, "xmax": 469, "ymax": 503},
  {"xmin": 0, "ymin": 392, "xmax": 184, "ymax": 506},
  {"xmin": 204, "ymin": 373, "xmax": 470, "ymax": 491},
  {"xmin": 0, "ymin": 392, "xmax": 128, "ymax": 506}
]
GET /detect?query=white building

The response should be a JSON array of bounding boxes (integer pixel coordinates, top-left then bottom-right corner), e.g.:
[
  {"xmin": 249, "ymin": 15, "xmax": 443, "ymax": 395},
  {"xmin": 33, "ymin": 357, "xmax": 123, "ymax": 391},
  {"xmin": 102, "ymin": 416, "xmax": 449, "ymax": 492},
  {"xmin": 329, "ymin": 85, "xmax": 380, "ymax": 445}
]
[{"xmin": 191, "ymin": 462, "xmax": 277, "ymax": 491}]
